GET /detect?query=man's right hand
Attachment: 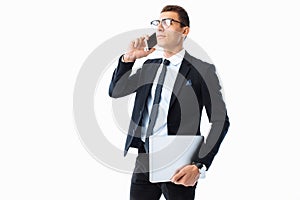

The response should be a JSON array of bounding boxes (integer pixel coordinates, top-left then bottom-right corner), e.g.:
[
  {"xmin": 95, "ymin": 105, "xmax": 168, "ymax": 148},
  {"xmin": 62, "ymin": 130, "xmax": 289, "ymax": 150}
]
[{"xmin": 123, "ymin": 35, "xmax": 156, "ymax": 62}]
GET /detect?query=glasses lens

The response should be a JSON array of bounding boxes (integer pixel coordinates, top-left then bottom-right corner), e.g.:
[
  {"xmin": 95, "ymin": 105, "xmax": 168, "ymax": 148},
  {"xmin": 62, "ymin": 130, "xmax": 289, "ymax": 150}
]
[
  {"xmin": 163, "ymin": 19, "xmax": 172, "ymax": 27},
  {"xmin": 151, "ymin": 20, "xmax": 160, "ymax": 26}
]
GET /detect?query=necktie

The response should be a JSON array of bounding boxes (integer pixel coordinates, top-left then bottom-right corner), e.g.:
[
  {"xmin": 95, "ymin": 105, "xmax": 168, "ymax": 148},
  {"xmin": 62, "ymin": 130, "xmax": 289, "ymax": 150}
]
[{"xmin": 144, "ymin": 59, "xmax": 170, "ymax": 152}]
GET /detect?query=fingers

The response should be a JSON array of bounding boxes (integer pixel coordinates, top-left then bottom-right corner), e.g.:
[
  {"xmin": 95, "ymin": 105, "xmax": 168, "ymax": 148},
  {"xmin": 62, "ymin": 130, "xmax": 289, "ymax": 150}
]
[
  {"xmin": 147, "ymin": 47, "xmax": 156, "ymax": 54},
  {"xmin": 171, "ymin": 169, "xmax": 184, "ymax": 183},
  {"xmin": 144, "ymin": 34, "xmax": 150, "ymax": 41},
  {"xmin": 172, "ymin": 173, "xmax": 197, "ymax": 187},
  {"xmin": 170, "ymin": 165, "xmax": 200, "ymax": 187},
  {"xmin": 132, "ymin": 36, "xmax": 147, "ymax": 49},
  {"xmin": 170, "ymin": 164, "xmax": 188, "ymax": 182},
  {"xmin": 126, "ymin": 35, "xmax": 155, "ymax": 60}
]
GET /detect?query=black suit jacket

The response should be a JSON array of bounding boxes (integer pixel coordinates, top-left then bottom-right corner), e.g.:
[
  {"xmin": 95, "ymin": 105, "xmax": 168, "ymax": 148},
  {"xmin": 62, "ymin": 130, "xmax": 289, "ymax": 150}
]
[{"xmin": 109, "ymin": 51, "xmax": 230, "ymax": 170}]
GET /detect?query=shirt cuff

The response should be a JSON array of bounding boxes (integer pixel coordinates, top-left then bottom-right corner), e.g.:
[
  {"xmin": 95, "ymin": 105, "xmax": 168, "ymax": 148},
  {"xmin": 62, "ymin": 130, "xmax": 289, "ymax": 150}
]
[
  {"xmin": 192, "ymin": 162, "xmax": 207, "ymax": 179},
  {"xmin": 199, "ymin": 165, "xmax": 207, "ymax": 179}
]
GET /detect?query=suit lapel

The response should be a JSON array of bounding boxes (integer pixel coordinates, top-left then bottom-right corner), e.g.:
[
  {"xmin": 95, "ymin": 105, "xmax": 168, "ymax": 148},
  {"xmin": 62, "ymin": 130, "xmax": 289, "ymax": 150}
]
[
  {"xmin": 169, "ymin": 56, "xmax": 192, "ymax": 108},
  {"xmin": 139, "ymin": 58, "xmax": 162, "ymax": 103}
]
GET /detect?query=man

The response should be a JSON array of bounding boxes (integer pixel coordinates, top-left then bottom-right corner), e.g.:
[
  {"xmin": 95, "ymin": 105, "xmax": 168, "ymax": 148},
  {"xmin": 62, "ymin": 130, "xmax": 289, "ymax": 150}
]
[{"xmin": 109, "ymin": 5, "xmax": 230, "ymax": 200}]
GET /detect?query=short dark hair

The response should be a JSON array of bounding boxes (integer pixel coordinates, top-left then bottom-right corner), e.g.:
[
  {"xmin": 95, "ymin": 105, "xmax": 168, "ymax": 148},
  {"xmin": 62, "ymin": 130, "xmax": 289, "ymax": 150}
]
[{"xmin": 161, "ymin": 5, "xmax": 190, "ymax": 27}]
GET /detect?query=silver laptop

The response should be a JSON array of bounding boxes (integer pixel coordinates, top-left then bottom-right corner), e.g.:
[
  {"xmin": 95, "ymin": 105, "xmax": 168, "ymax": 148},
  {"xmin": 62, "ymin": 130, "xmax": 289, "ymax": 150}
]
[{"xmin": 149, "ymin": 135, "xmax": 204, "ymax": 183}]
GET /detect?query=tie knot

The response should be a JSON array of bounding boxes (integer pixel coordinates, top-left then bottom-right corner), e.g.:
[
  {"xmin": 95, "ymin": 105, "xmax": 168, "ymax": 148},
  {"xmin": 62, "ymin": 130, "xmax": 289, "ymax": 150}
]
[{"xmin": 163, "ymin": 59, "xmax": 170, "ymax": 66}]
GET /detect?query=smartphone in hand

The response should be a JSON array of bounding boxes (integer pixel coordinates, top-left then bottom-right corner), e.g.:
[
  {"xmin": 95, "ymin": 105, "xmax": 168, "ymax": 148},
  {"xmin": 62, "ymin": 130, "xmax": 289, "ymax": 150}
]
[{"xmin": 145, "ymin": 33, "xmax": 157, "ymax": 51}]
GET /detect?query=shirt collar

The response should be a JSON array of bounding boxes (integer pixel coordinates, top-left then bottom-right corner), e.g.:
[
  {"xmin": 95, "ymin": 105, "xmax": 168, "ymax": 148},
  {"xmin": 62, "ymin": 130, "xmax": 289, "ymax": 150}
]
[{"xmin": 163, "ymin": 49, "xmax": 185, "ymax": 66}]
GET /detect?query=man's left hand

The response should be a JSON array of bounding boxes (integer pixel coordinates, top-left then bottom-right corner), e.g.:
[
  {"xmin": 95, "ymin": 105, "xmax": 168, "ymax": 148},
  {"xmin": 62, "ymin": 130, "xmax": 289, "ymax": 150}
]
[{"xmin": 170, "ymin": 165, "xmax": 200, "ymax": 187}]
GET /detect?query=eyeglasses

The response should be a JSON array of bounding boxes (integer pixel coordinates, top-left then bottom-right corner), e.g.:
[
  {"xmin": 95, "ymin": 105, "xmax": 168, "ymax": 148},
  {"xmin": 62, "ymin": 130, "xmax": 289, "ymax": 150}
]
[{"xmin": 150, "ymin": 18, "xmax": 187, "ymax": 29}]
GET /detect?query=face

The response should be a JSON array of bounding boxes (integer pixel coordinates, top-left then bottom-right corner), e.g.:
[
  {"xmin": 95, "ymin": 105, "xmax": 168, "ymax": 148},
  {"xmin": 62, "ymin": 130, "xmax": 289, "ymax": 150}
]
[{"xmin": 155, "ymin": 11, "xmax": 189, "ymax": 52}]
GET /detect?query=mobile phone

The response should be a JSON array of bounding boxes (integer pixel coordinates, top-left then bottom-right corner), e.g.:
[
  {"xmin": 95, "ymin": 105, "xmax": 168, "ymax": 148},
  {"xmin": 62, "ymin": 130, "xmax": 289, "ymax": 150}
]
[{"xmin": 145, "ymin": 33, "xmax": 157, "ymax": 51}]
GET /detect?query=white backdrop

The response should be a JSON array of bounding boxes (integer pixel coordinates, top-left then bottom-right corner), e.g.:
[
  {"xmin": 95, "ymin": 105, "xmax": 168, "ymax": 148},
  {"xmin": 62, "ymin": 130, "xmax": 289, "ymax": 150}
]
[{"xmin": 1, "ymin": 0, "xmax": 299, "ymax": 199}]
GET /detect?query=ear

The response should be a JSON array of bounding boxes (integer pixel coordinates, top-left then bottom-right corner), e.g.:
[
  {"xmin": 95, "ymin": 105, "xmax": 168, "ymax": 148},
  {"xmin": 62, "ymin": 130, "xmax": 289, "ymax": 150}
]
[{"xmin": 182, "ymin": 27, "xmax": 190, "ymax": 38}]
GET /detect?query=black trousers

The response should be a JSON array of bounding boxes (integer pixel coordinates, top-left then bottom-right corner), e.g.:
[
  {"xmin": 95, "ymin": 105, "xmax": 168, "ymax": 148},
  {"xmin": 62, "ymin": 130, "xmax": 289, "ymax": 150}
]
[{"xmin": 130, "ymin": 146, "xmax": 197, "ymax": 200}]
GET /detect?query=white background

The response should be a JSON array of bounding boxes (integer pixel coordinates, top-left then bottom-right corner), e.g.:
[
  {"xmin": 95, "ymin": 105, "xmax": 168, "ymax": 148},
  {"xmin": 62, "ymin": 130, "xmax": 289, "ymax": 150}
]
[{"xmin": 1, "ymin": 0, "xmax": 300, "ymax": 199}]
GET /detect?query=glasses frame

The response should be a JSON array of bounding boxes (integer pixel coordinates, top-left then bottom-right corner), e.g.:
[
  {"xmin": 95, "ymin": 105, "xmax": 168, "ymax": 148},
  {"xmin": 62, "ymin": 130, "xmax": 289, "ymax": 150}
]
[{"xmin": 150, "ymin": 18, "xmax": 187, "ymax": 28}]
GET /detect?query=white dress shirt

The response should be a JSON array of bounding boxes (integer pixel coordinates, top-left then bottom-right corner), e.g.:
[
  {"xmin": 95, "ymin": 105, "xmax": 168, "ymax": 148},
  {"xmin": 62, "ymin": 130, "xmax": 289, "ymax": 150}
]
[{"xmin": 141, "ymin": 49, "xmax": 185, "ymax": 142}]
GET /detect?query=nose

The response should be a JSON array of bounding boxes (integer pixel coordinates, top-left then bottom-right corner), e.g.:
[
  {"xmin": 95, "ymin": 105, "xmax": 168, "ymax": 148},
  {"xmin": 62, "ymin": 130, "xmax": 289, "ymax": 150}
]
[{"xmin": 157, "ymin": 21, "xmax": 164, "ymax": 32}]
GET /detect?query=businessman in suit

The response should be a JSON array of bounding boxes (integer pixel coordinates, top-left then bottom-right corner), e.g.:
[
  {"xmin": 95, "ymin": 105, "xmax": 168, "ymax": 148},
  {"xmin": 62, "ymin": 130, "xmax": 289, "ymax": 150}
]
[{"xmin": 109, "ymin": 5, "xmax": 230, "ymax": 200}]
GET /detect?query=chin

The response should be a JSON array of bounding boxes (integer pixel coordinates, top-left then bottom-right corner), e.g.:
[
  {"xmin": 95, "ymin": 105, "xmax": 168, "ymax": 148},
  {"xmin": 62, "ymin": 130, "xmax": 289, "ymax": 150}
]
[{"xmin": 157, "ymin": 41, "xmax": 167, "ymax": 49}]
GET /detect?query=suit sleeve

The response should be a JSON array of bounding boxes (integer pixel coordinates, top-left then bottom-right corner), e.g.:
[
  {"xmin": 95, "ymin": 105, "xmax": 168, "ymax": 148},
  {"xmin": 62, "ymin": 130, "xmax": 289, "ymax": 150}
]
[
  {"xmin": 109, "ymin": 55, "xmax": 141, "ymax": 98},
  {"xmin": 197, "ymin": 64, "xmax": 230, "ymax": 170}
]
